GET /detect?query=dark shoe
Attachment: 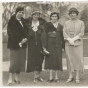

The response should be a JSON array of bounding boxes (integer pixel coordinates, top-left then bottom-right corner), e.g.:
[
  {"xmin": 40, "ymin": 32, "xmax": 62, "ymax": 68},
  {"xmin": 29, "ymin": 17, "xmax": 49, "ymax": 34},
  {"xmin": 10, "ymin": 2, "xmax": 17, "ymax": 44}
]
[
  {"xmin": 54, "ymin": 78, "xmax": 59, "ymax": 83},
  {"xmin": 34, "ymin": 78, "xmax": 37, "ymax": 83},
  {"xmin": 66, "ymin": 78, "xmax": 73, "ymax": 83},
  {"xmin": 14, "ymin": 79, "xmax": 20, "ymax": 84},
  {"xmin": 47, "ymin": 79, "xmax": 54, "ymax": 83},
  {"xmin": 37, "ymin": 77, "xmax": 43, "ymax": 82}
]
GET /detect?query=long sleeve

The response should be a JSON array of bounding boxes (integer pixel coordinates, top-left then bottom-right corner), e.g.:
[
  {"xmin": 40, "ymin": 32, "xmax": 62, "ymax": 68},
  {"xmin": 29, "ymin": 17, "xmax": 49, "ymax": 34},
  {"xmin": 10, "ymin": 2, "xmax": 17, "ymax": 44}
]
[
  {"xmin": 41, "ymin": 30, "xmax": 47, "ymax": 48},
  {"xmin": 7, "ymin": 18, "xmax": 14, "ymax": 37},
  {"xmin": 7, "ymin": 16, "xmax": 21, "ymax": 38},
  {"xmin": 63, "ymin": 22, "xmax": 70, "ymax": 40},
  {"xmin": 72, "ymin": 21, "xmax": 85, "ymax": 41},
  {"xmin": 24, "ymin": 17, "xmax": 33, "ymax": 40},
  {"xmin": 76, "ymin": 21, "xmax": 84, "ymax": 38},
  {"xmin": 22, "ymin": 18, "xmax": 29, "ymax": 39},
  {"xmin": 60, "ymin": 26, "xmax": 65, "ymax": 49},
  {"xmin": 41, "ymin": 22, "xmax": 49, "ymax": 48}
]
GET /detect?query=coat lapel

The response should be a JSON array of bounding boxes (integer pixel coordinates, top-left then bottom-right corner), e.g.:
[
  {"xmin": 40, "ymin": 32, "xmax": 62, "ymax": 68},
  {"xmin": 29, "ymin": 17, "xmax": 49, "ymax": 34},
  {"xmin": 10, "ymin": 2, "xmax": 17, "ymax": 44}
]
[{"xmin": 57, "ymin": 23, "xmax": 61, "ymax": 31}]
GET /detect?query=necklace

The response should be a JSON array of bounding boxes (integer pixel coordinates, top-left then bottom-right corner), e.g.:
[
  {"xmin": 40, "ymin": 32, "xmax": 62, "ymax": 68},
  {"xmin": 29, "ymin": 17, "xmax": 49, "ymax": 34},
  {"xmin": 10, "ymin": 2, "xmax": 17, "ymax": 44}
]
[{"xmin": 32, "ymin": 20, "xmax": 39, "ymax": 32}]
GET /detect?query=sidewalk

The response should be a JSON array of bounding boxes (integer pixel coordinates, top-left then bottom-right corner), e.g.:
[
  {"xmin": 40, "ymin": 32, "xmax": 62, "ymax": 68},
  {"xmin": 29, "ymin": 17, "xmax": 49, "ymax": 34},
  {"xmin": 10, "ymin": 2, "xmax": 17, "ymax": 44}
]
[{"xmin": 3, "ymin": 57, "xmax": 88, "ymax": 71}]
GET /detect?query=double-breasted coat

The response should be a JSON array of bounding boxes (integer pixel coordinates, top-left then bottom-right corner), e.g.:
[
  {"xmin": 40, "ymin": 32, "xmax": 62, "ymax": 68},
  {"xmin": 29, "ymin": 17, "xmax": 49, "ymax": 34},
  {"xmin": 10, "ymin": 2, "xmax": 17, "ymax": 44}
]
[{"xmin": 42, "ymin": 22, "xmax": 65, "ymax": 70}]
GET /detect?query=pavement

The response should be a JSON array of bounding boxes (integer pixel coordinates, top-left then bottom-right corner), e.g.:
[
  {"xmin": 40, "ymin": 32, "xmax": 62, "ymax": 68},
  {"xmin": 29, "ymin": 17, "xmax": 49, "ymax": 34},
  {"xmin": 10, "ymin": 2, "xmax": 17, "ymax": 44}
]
[{"xmin": 3, "ymin": 57, "xmax": 88, "ymax": 71}]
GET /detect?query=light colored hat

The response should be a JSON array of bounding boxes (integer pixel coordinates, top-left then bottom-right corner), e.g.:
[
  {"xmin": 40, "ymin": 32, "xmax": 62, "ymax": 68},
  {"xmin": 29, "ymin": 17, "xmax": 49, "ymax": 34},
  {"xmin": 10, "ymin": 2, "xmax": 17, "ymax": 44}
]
[{"xmin": 32, "ymin": 10, "xmax": 41, "ymax": 15}]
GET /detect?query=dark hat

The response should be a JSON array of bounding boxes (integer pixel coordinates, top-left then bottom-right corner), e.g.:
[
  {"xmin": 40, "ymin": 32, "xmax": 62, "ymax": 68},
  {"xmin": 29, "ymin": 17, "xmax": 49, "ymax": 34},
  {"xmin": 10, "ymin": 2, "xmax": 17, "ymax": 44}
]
[
  {"xmin": 15, "ymin": 7, "xmax": 24, "ymax": 14},
  {"xmin": 69, "ymin": 7, "xmax": 79, "ymax": 15},
  {"xmin": 50, "ymin": 12, "xmax": 59, "ymax": 16},
  {"xmin": 50, "ymin": 12, "xmax": 59, "ymax": 20}
]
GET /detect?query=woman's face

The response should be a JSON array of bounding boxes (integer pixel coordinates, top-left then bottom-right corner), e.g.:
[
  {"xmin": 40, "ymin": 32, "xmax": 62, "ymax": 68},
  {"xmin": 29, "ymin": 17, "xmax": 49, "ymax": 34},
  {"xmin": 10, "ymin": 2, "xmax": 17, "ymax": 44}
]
[
  {"xmin": 16, "ymin": 11, "xmax": 24, "ymax": 19},
  {"xmin": 69, "ymin": 12, "xmax": 77, "ymax": 20},
  {"xmin": 51, "ymin": 14, "xmax": 58, "ymax": 23},
  {"xmin": 32, "ymin": 13, "xmax": 40, "ymax": 21}
]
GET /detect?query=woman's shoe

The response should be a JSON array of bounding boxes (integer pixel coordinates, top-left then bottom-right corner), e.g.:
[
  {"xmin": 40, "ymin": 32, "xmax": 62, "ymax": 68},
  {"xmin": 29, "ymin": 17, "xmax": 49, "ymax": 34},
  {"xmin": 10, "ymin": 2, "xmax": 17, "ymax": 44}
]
[
  {"xmin": 47, "ymin": 79, "xmax": 54, "ymax": 83},
  {"xmin": 7, "ymin": 82, "xmax": 12, "ymax": 86},
  {"xmin": 54, "ymin": 78, "xmax": 59, "ymax": 83},
  {"xmin": 14, "ymin": 79, "xmax": 20, "ymax": 84},
  {"xmin": 37, "ymin": 77, "xmax": 44, "ymax": 82},
  {"xmin": 66, "ymin": 78, "xmax": 73, "ymax": 83},
  {"xmin": 34, "ymin": 78, "xmax": 37, "ymax": 83},
  {"xmin": 75, "ymin": 79, "xmax": 80, "ymax": 84}
]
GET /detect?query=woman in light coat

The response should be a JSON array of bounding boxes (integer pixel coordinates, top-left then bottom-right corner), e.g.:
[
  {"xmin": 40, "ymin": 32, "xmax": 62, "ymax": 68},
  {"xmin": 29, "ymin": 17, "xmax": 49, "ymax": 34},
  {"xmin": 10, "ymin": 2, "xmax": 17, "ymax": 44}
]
[{"xmin": 63, "ymin": 8, "xmax": 85, "ymax": 83}]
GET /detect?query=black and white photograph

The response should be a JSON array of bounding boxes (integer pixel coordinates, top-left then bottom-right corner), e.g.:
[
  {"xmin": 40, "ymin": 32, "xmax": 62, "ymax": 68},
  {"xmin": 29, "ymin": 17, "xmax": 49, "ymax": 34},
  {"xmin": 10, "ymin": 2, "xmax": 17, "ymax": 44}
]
[{"xmin": 2, "ymin": 1, "xmax": 88, "ymax": 86}]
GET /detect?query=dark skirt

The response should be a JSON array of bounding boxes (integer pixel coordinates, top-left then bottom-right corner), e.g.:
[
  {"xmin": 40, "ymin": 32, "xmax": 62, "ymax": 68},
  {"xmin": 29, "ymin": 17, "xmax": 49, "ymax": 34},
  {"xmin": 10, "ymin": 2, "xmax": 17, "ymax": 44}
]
[
  {"xmin": 26, "ymin": 45, "xmax": 44, "ymax": 72},
  {"xmin": 9, "ymin": 48, "xmax": 26, "ymax": 73},
  {"xmin": 44, "ymin": 38, "xmax": 63, "ymax": 70}
]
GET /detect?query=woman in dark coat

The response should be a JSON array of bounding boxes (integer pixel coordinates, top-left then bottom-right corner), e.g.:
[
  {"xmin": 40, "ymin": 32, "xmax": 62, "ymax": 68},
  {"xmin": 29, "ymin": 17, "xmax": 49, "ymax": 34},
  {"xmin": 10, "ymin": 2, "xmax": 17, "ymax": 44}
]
[
  {"xmin": 42, "ymin": 12, "xmax": 65, "ymax": 83},
  {"xmin": 7, "ymin": 7, "xmax": 28, "ymax": 85},
  {"xmin": 26, "ymin": 10, "xmax": 46, "ymax": 82}
]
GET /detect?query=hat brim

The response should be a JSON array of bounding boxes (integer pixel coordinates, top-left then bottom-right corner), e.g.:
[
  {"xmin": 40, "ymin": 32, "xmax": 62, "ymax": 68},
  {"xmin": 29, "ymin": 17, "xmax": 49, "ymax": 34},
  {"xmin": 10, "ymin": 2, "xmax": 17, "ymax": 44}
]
[{"xmin": 32, "ymin": 11, "xmax": 41, "ymax": 15}]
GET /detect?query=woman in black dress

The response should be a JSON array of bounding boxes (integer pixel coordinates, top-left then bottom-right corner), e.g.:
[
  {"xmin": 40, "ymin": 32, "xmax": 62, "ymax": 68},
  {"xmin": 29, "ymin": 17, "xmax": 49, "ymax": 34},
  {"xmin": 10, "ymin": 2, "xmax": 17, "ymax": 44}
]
[
  {"xmin": 42, "ymin": 12, "xmax": 65, "ymax": 83},
  {"xmin": 26, "ymin": 10, "xmax": 46, "ymax": 82},
  {"xmin": 7, "ymin": 7, "xmax": 28, "ymax": 85}
]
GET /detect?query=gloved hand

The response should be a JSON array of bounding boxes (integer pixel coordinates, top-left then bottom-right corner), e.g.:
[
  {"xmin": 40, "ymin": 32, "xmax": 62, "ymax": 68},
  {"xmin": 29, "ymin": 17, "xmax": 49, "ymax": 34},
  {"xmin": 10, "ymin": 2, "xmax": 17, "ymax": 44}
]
[
  {"xmin": 67, "ymin": 38, "xmax": 74, "ymax": 45},
  {"xmin": 19, "ymin": 43, "xmax": 22, "ymax": 47},
  {"xmin": 43, "ymin": 47, "xmax": 50, "ymax": 54},
  {"xmin": 72, "ymin": 36, "xmax": 79, "ymax": 41},
  {"xmin": 19, "ymin": 38, "xmax": 27, "ymax": 47},
  {"xmin": 69, "ymin": 39, "xmax": 74, "ymax": 45}
]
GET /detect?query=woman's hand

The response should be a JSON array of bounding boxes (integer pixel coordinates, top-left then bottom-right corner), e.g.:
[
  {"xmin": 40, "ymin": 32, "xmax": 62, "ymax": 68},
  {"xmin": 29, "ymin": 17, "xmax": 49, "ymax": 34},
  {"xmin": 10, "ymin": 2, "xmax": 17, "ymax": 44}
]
[
  {"xmin": 72, "ymin": 36, "xmax": 79, "ymax": 41},
  {"xmin": 67, "ymin": 38, "xmax": 74, "ymax": 45},
  {"xmin": 23, "ymin": 38, "xmax": 27, "ymax": 42},
  {"xmin": 19, "ymin": 38, "xmax": 27, "ymax": 47},
  {"xmin": 69, "ymin": 39, "xmax": 74, "ymax": 45},
  {"xmin": 19, "ymin": 43, "xmax": 22, "ymax": 47},
  {"xmin": 44, "ymin": 49, "xmax": 50, "ymax": 54},
  {"xmin": 43, "ymin": 47, "xmax": 50, "ymax": 54},
  {"xmin": 68, "ymin": 36, "xmax": 80, "ymax": 46},
  {"xmin": 21, "ymin": 38, "xmax": 27, "ymax": 44}
]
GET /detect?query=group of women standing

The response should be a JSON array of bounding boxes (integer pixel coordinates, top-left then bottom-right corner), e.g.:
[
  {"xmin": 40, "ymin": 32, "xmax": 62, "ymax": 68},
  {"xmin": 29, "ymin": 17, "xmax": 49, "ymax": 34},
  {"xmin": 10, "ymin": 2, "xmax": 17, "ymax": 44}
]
[{"xmin": 7, "ymin": 6, "xmax": 85, "ymax": 85}]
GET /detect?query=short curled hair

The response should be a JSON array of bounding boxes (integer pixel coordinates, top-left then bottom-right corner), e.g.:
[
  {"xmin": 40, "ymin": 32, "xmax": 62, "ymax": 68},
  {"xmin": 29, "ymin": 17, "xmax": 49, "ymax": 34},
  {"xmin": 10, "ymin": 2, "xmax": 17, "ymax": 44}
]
[
  {"xmin": 50, "ymin": 12, "xmax": 59, "ymax": 20},
  {"xmin": 69, "ymin": 8, "xmax": 79, "ymax": 16}
]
